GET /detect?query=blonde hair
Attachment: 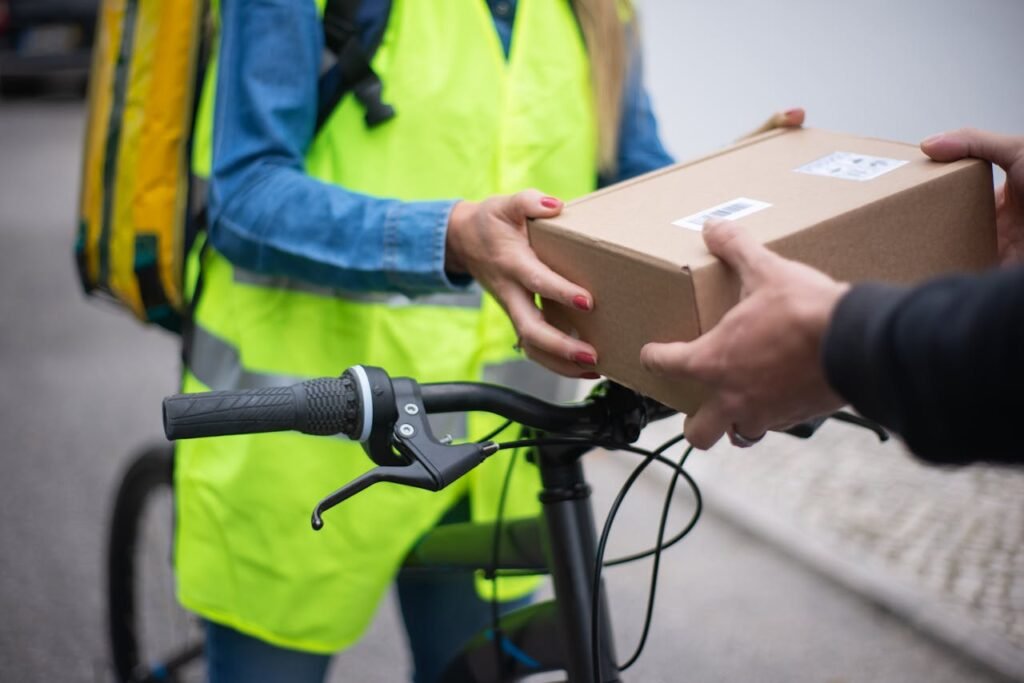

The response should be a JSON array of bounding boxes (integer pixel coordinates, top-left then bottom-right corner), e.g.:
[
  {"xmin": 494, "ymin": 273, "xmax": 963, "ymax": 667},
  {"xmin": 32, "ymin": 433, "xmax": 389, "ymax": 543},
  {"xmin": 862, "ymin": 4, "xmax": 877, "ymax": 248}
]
[{"xmin": 573, "ymin": 0, "xmax": 630, "ymax": 175}]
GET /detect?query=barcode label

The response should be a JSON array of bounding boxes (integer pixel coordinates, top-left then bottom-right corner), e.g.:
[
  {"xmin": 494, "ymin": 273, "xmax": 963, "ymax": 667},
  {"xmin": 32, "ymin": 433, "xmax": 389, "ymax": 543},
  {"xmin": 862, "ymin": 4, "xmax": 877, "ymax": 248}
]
[
  {"xmin": 795, "ymin": 151, "xmax": 908, "ymax": 182},
  {"xmin": 673, "ymin": 197, "xmax": 772, "ymax": 231}
]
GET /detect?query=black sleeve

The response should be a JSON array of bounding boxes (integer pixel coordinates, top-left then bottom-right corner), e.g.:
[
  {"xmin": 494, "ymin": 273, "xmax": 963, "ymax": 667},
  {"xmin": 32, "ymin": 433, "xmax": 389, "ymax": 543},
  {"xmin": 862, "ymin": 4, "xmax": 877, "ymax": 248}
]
[{"xmin": 822, "ymin": 266, "xmax": 1024, "ymax": 465}]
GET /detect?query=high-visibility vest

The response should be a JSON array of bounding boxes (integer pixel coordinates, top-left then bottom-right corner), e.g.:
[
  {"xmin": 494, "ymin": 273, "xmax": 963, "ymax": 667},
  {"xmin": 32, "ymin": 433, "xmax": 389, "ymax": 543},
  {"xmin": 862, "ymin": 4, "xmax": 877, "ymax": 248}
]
[{"xmin": 176, "ymin": 0, "xmax": 598, "ymax": 653}]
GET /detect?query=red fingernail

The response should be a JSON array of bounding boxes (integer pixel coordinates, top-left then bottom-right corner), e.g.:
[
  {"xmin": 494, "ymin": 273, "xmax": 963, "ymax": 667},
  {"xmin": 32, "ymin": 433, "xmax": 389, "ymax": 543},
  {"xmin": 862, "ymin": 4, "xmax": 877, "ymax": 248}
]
[
  {"xmin": 580, "ymin": 372, "xmax": 601, "ymax": 380},
  {"xmin": 573, "ymin": 352, "xmax": 597, "ymax": 366},
  {"xmin": 785, "ymin": 108, "xmax": 801, "ymax": 117},
  {"xmin": 541, "ymin": 197, "xmax": 561, "ymax": 209},
  {"xmin": 572, "ymin": 295, "xmax": 591, "ymax": 311}
]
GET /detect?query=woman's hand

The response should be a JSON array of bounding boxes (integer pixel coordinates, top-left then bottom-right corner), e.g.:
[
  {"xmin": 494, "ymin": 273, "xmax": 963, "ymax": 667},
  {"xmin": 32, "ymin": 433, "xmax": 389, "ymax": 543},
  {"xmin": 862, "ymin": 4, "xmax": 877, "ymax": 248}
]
[
  {"xmin": 738, "ymin": 107, "xmax": 806, "ymax": 141},
  {"xmin": 446, "ymin": 190, "xmax": 600, "ymax": 378}
]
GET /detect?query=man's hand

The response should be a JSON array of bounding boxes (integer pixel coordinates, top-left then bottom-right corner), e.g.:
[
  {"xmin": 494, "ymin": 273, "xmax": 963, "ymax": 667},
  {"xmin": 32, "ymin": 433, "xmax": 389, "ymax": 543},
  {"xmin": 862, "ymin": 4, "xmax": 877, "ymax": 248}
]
[
  {"xmin": 640, "ymin": 219, "xmax": 848, "ymax": 450},
  {"xmin": 446, "ymin": 190, "xmax": 600, "ymax": 379},
  {"xmin": 921, "ymin": 128, "xmax": 1024, "ymax": 266}
]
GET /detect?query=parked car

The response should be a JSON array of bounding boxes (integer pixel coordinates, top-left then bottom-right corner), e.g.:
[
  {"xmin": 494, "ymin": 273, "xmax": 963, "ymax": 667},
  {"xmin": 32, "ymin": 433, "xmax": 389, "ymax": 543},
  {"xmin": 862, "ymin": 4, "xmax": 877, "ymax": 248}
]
[{"xmin": 0, "ymin": 0, "xmax": 97, "ymax": 96}]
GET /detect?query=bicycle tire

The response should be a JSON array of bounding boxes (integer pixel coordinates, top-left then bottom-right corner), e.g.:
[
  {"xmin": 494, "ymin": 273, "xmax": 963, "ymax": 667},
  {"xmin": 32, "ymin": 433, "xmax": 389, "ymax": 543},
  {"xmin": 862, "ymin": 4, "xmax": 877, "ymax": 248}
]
[{"xmin": 107, "ymin": 444, "xmax": 204, "ymax": 683}]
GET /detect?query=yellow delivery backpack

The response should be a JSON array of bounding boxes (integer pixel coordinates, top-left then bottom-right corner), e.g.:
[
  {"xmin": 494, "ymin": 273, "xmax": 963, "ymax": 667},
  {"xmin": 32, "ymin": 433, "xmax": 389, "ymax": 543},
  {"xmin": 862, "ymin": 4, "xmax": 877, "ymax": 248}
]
[
  {"xmin": 74, "ymin": 0, "xmax": 395, "ymax": 332},
  {"xmin": 75, "ymin": 0, "xmax": 207, "ymax": 332}
]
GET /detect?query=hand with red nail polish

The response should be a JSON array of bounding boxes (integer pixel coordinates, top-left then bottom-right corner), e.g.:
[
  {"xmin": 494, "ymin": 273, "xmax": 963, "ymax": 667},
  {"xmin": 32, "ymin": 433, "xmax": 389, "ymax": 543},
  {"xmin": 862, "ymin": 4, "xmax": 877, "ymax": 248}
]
[
  {"xmin": 739, "ymin": 107, "xmax": 806, "ymax": 141},
  {"xmin": 445, "ymin": 189, "xmax": 598, "ymax": 377},
  {"xmin": 540, "ymin": 196, "xmax": 561, "ymax": 209},
  {"xmin": 572, "ymin": 295, "xmax": 591, "ymax": 311},
  {"xmin": 573, "ymin": 351, "xmax": 597, "ymax": 367}
]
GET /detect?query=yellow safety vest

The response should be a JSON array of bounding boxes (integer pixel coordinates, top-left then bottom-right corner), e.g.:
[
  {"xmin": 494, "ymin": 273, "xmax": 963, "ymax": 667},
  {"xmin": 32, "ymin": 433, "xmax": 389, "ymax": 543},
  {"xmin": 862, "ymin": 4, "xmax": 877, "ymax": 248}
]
[{"xmin": 177, "ymin": 0, "xmax": 597, "ymax": 653}]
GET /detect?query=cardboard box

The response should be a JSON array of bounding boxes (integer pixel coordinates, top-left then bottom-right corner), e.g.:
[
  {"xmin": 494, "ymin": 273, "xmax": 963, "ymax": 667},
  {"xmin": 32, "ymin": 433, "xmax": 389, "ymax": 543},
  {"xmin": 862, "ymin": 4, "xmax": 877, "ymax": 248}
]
[{"xmin": 529, "ymin": 127, "xmax": 997, "ymax": 414}]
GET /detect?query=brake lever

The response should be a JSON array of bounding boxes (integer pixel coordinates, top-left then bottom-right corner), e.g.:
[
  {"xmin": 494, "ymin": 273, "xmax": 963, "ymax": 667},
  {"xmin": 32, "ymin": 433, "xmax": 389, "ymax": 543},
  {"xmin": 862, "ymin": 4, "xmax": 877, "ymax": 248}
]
[
  {"xmin": 310, "ymin": 377, "xmax": 500, "ymax": 530},
  {"xmin": 831, "ymin": 410, "xmax": 889, "ymax": 442},
  {"xmin": 781, "ymin": 411, "xmax": 889, "ymax": 442},
  {"xmin": 311, "ymin": 463, "xmax": 431, "ymax": 530},
  {"xmin": 782, "ymin": 416, "xmax": 828, "ymax": 439}
]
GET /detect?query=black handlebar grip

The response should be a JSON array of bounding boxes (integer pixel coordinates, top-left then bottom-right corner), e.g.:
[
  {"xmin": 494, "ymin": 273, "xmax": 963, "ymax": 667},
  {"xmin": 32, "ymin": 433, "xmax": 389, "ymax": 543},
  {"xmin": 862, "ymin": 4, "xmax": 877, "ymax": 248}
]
[
  {"xmin": 295, "ymin": 376, "xmax": 363, "ymax": 437},
  {"xmin": 163, "ymin": 374, "xmax": 363, "ymax": 441}
]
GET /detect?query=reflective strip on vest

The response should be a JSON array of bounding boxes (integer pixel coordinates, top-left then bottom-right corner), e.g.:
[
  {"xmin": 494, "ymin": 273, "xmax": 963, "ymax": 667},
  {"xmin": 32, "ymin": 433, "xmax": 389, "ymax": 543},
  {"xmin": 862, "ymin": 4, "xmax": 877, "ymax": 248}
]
[
  {"xmin": 190, "ymin": 323, "xmax": 300, "ymax": 390},
  {"xmin": 188, "ymin": 322, "xmax": 470, "ymax": 439},
  {"xmin": 188, "ymin": 320, "xmax": 575, "ymax": 437},
  {"xmin": 233, "ymin": 267, "xmax": 483, "ymax": 309}
]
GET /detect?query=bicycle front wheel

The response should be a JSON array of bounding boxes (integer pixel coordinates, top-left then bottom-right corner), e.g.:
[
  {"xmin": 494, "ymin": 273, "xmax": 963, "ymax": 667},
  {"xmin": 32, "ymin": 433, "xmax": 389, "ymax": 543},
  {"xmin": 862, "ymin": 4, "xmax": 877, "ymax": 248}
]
[{"xmin": 107, "ymin": 445, "xmax": 205, "ymax": 683}]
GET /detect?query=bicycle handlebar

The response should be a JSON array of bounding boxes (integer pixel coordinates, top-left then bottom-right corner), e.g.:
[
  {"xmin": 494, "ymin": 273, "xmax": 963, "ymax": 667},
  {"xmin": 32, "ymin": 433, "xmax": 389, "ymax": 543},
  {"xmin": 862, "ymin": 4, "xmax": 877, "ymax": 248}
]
[
  {"xmin": 162, "ymin": 365, "xmax": 887, "ymax": 529},
  {"xmin": 162, "ymin": 366, "xmax": 642, "ymax": 445},
  {"xmin": 163, "ymin": 371, "xmax": 368, "ymax": 442},
  {"xmin": 418, "ymin": 382, "xmax": 622, "ymax": 434}
]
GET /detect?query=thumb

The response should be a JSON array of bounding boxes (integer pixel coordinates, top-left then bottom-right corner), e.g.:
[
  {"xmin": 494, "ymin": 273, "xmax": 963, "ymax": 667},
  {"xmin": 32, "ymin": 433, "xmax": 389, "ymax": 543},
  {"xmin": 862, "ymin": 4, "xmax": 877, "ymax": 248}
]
[
  {"xmin": 921, "ymin": 127, "xmax": 1023, "ymax": 171},
  {"xmin": 507, "ymin": 189, "xmax": 564, "ymax": 223},
  {"xmin": 702, "ymin": 219, "xmax": 774, "ymax": 284},
  {"xmin": 641, "ymin": 340, "xmax": 701, "ymax": 379}
]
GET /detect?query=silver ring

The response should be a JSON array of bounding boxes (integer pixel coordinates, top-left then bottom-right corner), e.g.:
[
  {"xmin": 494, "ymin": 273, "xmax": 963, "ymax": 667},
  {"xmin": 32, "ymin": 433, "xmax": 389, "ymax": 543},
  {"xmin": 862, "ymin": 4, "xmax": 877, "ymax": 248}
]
[{"xmin": 729, "ymin": 425, "xmax": 765, "ymax": 448}]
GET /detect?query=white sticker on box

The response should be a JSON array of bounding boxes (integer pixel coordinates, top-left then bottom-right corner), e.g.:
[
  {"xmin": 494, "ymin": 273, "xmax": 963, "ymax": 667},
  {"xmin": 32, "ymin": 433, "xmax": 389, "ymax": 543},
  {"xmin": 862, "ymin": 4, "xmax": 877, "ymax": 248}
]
[
  {"xmin": 795, "ymin": 151, "xmax": 908, "ymax": 182},
  {"xmin": 673, "ymin": 197, "xmax": 772, "ymax": 231}
]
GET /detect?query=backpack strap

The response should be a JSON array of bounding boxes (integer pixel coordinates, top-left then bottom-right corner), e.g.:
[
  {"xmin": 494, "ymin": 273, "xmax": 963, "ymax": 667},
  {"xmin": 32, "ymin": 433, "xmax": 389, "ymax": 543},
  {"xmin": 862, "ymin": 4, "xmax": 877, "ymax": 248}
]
[{"xmin": 317, "ymin": 0, "xmax": 395, "ymax": 130}]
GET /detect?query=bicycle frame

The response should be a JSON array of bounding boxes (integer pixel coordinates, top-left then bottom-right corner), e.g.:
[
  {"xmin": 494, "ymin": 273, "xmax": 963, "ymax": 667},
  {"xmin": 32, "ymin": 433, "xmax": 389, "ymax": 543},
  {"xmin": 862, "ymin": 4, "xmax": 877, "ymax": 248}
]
[{"xmin": 406, "ymin": 439, "xmax": 620, "ymax": 683}]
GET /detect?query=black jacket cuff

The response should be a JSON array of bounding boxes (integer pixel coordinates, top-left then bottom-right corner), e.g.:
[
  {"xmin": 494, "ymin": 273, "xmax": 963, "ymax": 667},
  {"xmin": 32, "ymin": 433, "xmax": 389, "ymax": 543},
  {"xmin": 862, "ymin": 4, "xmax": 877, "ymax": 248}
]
[{"xmin": 822, "ymin": 282, "xmax": 908, "ymax": 431}]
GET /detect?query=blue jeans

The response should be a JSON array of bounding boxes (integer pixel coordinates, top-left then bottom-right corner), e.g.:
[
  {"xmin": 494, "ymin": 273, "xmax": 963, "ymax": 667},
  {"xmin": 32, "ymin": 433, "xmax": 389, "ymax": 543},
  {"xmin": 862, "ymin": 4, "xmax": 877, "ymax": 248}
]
[{"xmin": 205, "ymin": 499, "xmax": 530, "ymax": 683}]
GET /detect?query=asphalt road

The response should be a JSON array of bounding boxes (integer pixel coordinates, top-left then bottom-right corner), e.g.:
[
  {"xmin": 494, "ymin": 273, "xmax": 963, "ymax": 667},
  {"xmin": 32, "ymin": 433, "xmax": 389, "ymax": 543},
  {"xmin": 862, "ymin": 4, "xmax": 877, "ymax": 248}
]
[{"xmin": 0, "ymin": 102, "xmax": 1007, "ymax": 682}]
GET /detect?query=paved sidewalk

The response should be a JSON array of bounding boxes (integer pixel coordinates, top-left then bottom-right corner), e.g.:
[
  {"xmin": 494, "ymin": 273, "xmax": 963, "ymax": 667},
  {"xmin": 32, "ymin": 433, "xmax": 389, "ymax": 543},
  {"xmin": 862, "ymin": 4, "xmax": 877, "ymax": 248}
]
[{"xmin": 639, "ymin": 418, "xmax": 1024, "ymax": 681}]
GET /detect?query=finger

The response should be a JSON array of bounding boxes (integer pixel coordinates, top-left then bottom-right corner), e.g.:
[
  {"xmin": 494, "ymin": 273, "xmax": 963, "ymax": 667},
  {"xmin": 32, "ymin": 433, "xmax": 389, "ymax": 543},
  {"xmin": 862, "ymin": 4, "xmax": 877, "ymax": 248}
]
[
  {"xmin": 740, "ymin": 117, "xmax": 776, "ymax": 140},
  {"xmin": 683, "ymin": 397, "xmax": 731, "ymax": 450},
  {"xmin": 778, "ymin": 107, "xmax": 805, "ymax": 128},
  {"xmin": 513, "ymin": 254, "xmax": 593, "ymax": 312},
  {"xmin": 702, "ymin": 219, "xmax": 775, "ymax": 284},
  {"xmin": 729, "ymin": 421, "xmax": 768, "ymax": 448},
  {"xmin": 502, "ymin": 285, "xmax": 598, "ymax": 366},
  {"xmin": 641, "ymin": 340, "xmax": 699, "ymax": 379},
  {"xmin": 505, "ymin": 189, "xmax": 564, "ymax": 223},
  {"xmin": 643, "ymin": 322, "xmax": 727, "ymax": 382},
  {"xmin": 921, "ymin": 128, "xmax": 1024, "ymax": 170},
  {"xmin": 520, "ymin": 341, "xmax": 602, "ymax": 379},
  {"xmin": 742, "ymin": 108, "xmax": 806, "ymax": 138}
]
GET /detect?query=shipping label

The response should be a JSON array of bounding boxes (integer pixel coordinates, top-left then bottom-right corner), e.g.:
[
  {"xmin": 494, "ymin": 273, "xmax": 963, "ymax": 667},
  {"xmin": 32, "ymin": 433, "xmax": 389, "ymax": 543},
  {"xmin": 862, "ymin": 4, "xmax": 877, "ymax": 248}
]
[
  {"xmin": 673, "ymin": 197, "xmax": 773, "ymax": 231},
  {"xmin": 795, "ymin": 151, "xmax": 908, "ymax": 182}
]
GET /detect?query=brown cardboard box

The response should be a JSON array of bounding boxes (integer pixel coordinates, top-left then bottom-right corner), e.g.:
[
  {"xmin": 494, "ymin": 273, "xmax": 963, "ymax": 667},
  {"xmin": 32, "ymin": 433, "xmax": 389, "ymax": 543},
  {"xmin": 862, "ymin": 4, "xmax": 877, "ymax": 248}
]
[{"xmin": 529, "ymin": 127, "xmax": 997, "ymax": 414}]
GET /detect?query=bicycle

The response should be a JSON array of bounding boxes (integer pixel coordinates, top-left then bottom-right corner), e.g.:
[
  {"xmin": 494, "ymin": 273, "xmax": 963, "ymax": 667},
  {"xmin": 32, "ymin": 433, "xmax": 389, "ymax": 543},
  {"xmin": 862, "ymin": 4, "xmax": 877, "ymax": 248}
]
[
  {"xmin": 107, "ymin": 443, "xmax": 204, "ymax": 683},
  {"xmin": 108, "ymin": 365, "xmax": 886, "ymax": 682}
]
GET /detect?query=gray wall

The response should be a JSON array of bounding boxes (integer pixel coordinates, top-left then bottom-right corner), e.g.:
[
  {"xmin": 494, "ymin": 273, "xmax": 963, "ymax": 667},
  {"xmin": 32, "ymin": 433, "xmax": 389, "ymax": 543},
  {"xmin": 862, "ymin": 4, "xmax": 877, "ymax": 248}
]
[{"xmin": 639, "ymin": 0, "xmax": 1024, "ymax": 183}]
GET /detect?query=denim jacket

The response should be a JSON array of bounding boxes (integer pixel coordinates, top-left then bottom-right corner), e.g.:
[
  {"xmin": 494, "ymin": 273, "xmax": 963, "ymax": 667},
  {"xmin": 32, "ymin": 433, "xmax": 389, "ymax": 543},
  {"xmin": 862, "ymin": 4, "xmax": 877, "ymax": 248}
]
[{"xmin": 208, "ymin": 0, "xmax": 674, "ymax": 296}]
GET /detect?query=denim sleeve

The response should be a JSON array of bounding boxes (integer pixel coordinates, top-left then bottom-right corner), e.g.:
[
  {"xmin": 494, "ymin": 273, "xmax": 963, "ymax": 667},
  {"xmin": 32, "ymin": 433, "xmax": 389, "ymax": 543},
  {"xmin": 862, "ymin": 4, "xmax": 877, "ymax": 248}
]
[
  {"xmin": 604, "ymin": 34, "xmax": 675, "ymax": 186},
  {"xmin": 208, "ymin": 0, "xmax": 463, "ymax": 296}
]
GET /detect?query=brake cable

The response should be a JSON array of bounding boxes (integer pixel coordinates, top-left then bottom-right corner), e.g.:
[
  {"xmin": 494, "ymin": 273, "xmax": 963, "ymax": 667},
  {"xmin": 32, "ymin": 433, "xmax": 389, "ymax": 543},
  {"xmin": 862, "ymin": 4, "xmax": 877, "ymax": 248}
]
[{"xmin": 487, "ymin": 433, "xmax": 703, "ymax": 681}]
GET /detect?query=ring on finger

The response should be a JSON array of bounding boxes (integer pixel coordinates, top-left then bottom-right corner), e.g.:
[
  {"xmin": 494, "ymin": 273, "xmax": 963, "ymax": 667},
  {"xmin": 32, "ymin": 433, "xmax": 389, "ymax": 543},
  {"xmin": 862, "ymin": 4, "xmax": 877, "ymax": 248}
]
[{"xmin": 728, "ymin": 424, "xmax": 766, "ymax": 448}]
